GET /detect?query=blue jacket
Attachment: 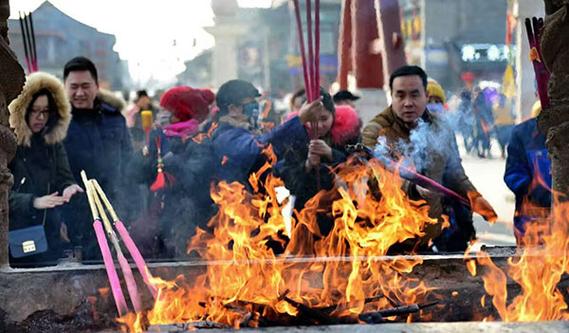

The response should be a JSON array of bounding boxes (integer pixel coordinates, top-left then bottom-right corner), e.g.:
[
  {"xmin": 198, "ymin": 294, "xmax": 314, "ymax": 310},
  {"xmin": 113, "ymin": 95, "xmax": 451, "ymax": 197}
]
[
  {"xmin": 212, "ymin": 116, "xmax": 309, "ymax": 185},
  {"xmin": 64, "ymin": 99, "xmax": 132, "ymax": 197},
  {"xmin": 63, "ymin": 97, "xmax": 132, "ymax": 259},
  {"xmin": 504, "ymin": 118, "xmax": 551, "ymax": 235}
]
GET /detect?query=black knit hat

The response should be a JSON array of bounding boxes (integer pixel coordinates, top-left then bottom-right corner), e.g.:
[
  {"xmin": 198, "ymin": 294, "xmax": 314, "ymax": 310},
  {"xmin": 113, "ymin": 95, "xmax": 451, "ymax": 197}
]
[
  {"xmin": 333, "ymin": 90, "xmax": 360, "ymax": 103},
  {"xmin": 216, "ymin": 79, "xmax": 261, "ymax": 109}
]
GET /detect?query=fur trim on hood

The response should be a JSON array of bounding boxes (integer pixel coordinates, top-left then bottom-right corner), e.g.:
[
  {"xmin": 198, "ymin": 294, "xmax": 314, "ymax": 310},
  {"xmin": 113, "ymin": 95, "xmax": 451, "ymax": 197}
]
[
  {"xmin": 98, "ymin": 89, "xmax": 127, "ymax": 112},
  {"xmin": 8, "ymin": 72, "xmax": 71, "ymax": 147},
  {"xmin": 330, "ymin": 105, "xmax": 361, "ymax": 145}
]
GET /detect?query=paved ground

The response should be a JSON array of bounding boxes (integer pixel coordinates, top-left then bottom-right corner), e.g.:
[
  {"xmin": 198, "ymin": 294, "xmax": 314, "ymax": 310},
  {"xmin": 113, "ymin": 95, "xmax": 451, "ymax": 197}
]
[{"xmin": 458, "ymin": 138, "xmax": 517, "ymax": 247}]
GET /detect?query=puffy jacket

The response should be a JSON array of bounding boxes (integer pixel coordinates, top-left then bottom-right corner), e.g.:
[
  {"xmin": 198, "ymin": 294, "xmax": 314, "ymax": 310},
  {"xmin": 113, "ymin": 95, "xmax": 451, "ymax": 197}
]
[
  {"xmin": 7, "ymin": 72, "xmax": 76, "ymax": 264},
  {"xmin": 362, "ymin": 106, "xmax": 479, "ymax": 248},
  {"xmin": 62, "ymin": 90, "xmax": 133, "ymax": 260},
  {"xmin": 504, "ymin": 118, "xmax": 551, "ymax": 238},
  {"xmin": 211, "ymin": 114, "xmax": 309, "ymax": 185},
  {"xmin": 64, "ymin": 90, "xmax": 132, "ymax": 200}
]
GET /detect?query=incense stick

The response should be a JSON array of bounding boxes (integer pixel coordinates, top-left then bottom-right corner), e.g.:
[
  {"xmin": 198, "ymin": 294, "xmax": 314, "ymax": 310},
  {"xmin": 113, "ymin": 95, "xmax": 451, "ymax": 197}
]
[
  {"xmin": 306, "ymin": 0, "xmax": 314, "ymax": 102},
  {"xmin": 91, "ymin": 179, "xmax": 143, "ymax": 313},
  {"xmin": 23, "ymin": 13, "xmax": 34, "ymax": 72},
  {"xmin": 81, "ymin": 171, "xmax": 128, "ymax": 316},
  {"xmin": 29, "ymin": 12, "xmax": 38, "ymax": 71},
  {"xmin": 292, "ymin": 0, "xmax": 311, "ymax": 103},
  {"xmin": 92, "ymin": 179, "xmax": 158, "ymax": 299},
  {"xmin": 18, "ymin": 12, "xmax": 32, "ymax": 74},
  {"xmin": 312, "ymin": 0, "xmax": 320, "ymax": 140}
]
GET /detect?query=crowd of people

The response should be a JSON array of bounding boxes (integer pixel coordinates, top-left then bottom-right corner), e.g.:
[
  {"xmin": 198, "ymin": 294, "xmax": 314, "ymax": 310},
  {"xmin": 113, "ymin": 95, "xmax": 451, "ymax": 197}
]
[
  {"xmin": 450, "ymin": 86, "xmax": 517, "ymax": 160},
  {"xmin": 6, "ymin": 57, "xmax": 551, "ymax": 267}
]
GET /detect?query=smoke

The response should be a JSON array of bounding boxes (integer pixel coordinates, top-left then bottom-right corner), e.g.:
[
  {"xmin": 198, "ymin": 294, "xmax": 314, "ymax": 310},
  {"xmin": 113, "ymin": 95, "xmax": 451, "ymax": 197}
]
[{"xmin": 372, "ymin": 111, "xmax": 460, "ymax": 173}]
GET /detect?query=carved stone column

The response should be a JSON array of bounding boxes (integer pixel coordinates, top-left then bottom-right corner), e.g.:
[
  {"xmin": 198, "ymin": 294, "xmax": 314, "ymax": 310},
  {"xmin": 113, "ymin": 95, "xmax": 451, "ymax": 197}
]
[
  {"xmin": 539, "ymin": 0, "xmax": 569, "ymax": 200},
  {"xmin": 0, "ymin": 0, "xmax": 25, "ymax": 268},
  {"xmin": 206, "ymin": 0, "xmax": 247, "ymax": 88}
]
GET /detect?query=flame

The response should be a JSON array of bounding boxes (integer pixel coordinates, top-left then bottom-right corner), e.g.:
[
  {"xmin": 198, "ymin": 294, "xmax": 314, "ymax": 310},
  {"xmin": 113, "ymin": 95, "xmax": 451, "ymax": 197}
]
[
  {"xmin": 119, "ymin": 150, "xmax": 446, "ymax": 331},
  {"xmin": 470, "ymin": 196, "xmax": 569, "ymax": 321}
]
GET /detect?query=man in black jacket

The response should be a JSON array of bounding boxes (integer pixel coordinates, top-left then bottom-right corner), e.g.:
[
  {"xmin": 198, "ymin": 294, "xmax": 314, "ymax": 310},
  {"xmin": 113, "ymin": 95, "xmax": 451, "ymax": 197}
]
[{"xmin": 62, "ymin": 56, "xmax": 133, "ymax": 260}]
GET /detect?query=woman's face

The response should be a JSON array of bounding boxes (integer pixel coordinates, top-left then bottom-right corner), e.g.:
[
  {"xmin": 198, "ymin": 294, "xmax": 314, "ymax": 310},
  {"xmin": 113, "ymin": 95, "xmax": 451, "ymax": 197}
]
[
  {"xmin": 28, "ymin": 95, "xmax": 50, "ymax": 133},
  {"xmin": 291, "ymin": 95, "xmax": 306, "ymax": 112},
  {"xmin": 307, "ymin": 107, "xmax": 334, "ymax": 138}
]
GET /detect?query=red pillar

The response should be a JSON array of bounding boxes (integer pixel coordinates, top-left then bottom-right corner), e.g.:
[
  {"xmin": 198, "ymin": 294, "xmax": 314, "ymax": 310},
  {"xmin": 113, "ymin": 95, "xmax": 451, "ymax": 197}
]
[
  {"xmin": 337, "ymin": 0, "xmax": 352, "ymax": 90},
  {"xmin": 376, "ymin": 0, "xmax": 406, "ymax": 86},
  {"xmin": 352, "ymin": 0, "xmax": 383, "ymax": 89}
]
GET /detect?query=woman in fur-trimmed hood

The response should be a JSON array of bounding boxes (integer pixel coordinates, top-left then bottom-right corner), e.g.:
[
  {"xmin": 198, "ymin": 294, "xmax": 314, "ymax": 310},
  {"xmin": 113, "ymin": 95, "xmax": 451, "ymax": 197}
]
[
  {"xmin": 274, "ymin": 98, "xmax": 362, "ymax": 236},
  {"xmin": 7, "ymin": 72, "xmax": 83, "ymax": 266},
  {"xmin": 9, "ymin": 72, "xmax": 72, "ymax": 147}
]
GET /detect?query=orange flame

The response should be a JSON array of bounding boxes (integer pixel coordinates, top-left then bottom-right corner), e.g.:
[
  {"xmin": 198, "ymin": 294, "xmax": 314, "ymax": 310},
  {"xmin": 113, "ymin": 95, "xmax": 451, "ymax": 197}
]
[
  {"xmin": 471, "ymin": 196, "xmax": 569, "ymax": 321},
  {"xmin": 119, "ymin": 150, "xmax": 447, "ymax": 331}
]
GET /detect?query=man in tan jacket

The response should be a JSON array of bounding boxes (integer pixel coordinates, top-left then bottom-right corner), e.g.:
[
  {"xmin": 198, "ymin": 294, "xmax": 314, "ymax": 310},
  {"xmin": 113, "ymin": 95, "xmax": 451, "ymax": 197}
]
[{"xmin": 362, "ymin": 65, "xmax": 497, "ymax": 251}]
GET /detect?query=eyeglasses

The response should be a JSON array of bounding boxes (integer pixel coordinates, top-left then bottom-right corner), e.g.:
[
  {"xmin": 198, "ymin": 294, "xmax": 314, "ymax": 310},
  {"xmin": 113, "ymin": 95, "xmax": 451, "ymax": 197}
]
[{"xmin": 30, "ymin": 109, "xmax": 49, "ymax": 119}]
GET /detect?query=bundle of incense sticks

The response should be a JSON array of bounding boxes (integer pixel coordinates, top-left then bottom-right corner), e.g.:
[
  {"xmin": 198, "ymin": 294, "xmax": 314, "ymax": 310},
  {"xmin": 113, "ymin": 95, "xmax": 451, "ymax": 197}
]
[
  {"xmin": 292, "ymin": 0, "xmax": 321, "ymax": 139},
  {"xmin": 525, "ymin": 17, "xmax": 550, "ymax": 109},
  {"xmin": 18, "ymin": 11, "xmax": 38, "ymax": 73},
  {"xmin": 81, "ymin": 171, "xmax": 157, "ymax": 316}
]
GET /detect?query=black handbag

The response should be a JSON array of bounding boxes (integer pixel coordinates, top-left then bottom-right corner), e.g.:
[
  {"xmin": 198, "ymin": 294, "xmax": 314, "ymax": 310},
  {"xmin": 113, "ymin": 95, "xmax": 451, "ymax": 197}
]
[
  {"xmin": 8, "ymin": 224, "xmax": 48, "ymax": 258},
  {"xmin": 9, "ymin": 177, "xmax": 51, "ymax": 259}
]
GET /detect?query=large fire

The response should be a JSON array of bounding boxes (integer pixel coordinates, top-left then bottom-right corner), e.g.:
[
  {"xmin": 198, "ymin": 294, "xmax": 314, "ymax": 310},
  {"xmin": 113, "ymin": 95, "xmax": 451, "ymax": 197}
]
[
  {"xmin": 466, "ymin": 198, "xmax": 569, "ymax": 321},
  {"xmin": 118, "ymin": 144, "xmax": 569, "ymax": 331},
  {"xmin": 118, "ymin": 148, "xmax": 442, "ymax": 331}
]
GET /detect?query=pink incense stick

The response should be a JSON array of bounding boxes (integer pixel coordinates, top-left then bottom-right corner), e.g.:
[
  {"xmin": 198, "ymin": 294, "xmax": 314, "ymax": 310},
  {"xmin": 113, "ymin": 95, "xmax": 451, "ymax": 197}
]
[
  {"xmin": 306, "ymin": 0, "xmax": 315, "ymax": 102},
  {"xmin": 90, "ymin": 179, "xmax": 142, "ymax": 314},
  {"xmin": 400, "ymin": 166, "xmax": 471, "ymax": 207},
  {"xmin": 115, "ymin": 221, "xmax": 158, "ymax": 298},
  {"xmin": 92, "ymin": 179, "xmax": 158, "ymax": 299},
  {"xmin": 293, "ymin": 0, "xmax": 312, "ymax": 102},
  {"xmin": 381, "ymin": 159, "xmax": 471, "ymax": 207},
  {"xmin": 82, "ymin": 170, "xmax": 129, "ymax": 317},
  {"xmin": 116, "ymin": 247, "xmax": 143, "ymax": 313},
  {"xmin": 93, "ymin": 221, "xmax": 129, "ymax": 316},
  {"xmin": 313, "ymin": 0, "xmax": 319, "ymax": 99}
]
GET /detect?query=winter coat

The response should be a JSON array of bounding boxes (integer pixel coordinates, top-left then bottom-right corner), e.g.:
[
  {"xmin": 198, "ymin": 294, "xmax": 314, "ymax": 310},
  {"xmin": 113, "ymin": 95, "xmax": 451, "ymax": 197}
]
[
  {"xmin": 64, "ymin": 90, "xmax": 132, "ymax": 198},
  {"xmin": 7, "ymin": 72, "xmax": 75, "ymax": 264},
  {"xmin": 361, "ymin": 106, "xmax": 478, "ymax": 249},
  {"xmin": 156, "ymin": 114, "xmax": 310, "ymax": 257},
  {"xmin": 62, "ymin": 90, "xmax": 133, "ymax": 260},
  {"xmin": 159, "ymin": 134, "xmax": 218, "ymax": 258},
  {"xmin": 504, "ymin": 118, "xmax": 551, "ymax": 239},
  {"xmin": 211, "ymin": 114, "xmax": 310, "ymax": 185},
  {"xmin": 129, "ymin": 120, "xmax": 215, "ymax": 259}
]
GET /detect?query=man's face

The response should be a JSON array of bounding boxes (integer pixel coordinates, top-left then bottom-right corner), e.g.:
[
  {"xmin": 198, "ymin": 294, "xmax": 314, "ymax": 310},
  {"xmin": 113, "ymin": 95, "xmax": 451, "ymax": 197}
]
[
  {"xmin": 229, "ymin": 97, "xmax": 256, "ymax": 116},
  {"xmin": 391, "ymin": 75, "xmax": 427, "ymax": 124},
  {"xmin": 65, "ymin": 70, "xmax": 98, "ymax": 109},
  {"xmin": 137, "ymin": 96, "xmax": 151, "ymax": 109}
]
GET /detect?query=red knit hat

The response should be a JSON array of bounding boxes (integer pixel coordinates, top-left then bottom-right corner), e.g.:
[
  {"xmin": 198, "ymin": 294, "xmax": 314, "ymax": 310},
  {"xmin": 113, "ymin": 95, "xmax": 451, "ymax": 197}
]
[{"xmin": 160, "ymin": 86, "xmax": 215, "ymax": 122}]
